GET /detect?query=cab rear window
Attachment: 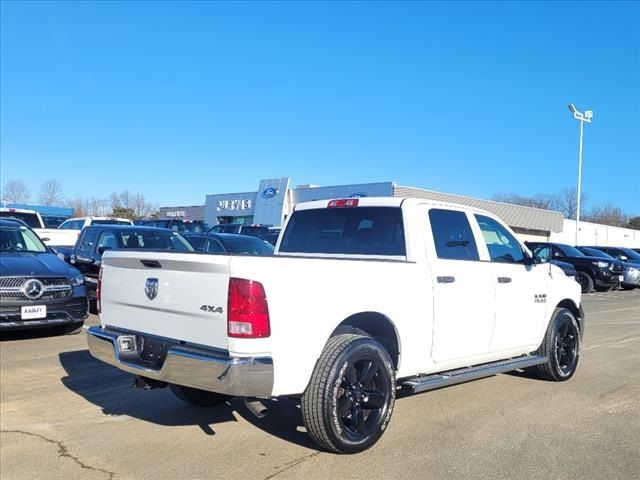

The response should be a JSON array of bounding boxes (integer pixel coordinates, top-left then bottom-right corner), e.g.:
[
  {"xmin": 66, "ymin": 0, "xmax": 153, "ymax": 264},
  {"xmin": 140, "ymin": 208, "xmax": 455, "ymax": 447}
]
[{"xmin": 279, "ymin": 207, "xmax": 406, "ymax": 256}]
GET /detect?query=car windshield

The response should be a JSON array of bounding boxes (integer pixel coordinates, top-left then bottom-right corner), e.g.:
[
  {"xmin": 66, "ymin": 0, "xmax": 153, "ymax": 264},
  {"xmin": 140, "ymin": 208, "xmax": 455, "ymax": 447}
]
[
  {"xmin": 579, "ymin": 247, "xmax": 615, "ymax": 260},
  {"xmin": 558, "ymin": 244, "xmax": 585, "ymax": 257},
  {"xmin": 221, "ymin": 236, "xmax": 275, "ymax": 256},
  {"xmin": 0, "ymin": 225, "xmax": 47, "ymax": 253},
  {"xmin": 118, "ymin": 230, "xmax": 195, "ymax": 251},
  {"xmin": 0, "ymin": 211, "xmax": 42, "ymax": 228}
]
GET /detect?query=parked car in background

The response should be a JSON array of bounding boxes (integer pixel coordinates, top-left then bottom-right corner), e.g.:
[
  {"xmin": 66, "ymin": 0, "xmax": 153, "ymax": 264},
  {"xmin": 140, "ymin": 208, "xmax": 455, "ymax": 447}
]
[
  {"xmin": 526, "ymin": 241, "xmax": 623, "ymax": 293},
  {"xmin": 208, "ymin": 223, "xmax": 271, "ymax": 238},
  {"xmin": 0, "ymin": 219, "xmax": 88, "ymax": 333},
  {"xmin": 183, "ymin": 232, "xmax": 274, "ymax": 256},
  {"xmin": 136, "ymin": 218, "xmax": 208, "ymax": 233},
  {"xmin": 49, "ymin": 216, "xmax": 134, "ymax": 247},
  {"xmin": 259, "ymin": 227, "xmax": 281, "ymax": 246},
  {"xmin": 66, "ymin": 225, "xmax": 194, "ymax": 301},
  {"xmin": 0, "ymin": 207, "xmax": 71, "ymax": 246},
  {"xmin": 579, "ymin": 246, "xmax": 640, "ymax": 290}
]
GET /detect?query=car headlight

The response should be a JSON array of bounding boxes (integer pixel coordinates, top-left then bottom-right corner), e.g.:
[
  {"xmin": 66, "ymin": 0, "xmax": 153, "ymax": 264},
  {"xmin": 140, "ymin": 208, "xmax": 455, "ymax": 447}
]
[
  {"xmin": 592, "ymin": 261, "xmax": 609, "ymax": 268},
  {"xmin": 70, "ymin": 273, "xmax": 85, "ymax": 286}
]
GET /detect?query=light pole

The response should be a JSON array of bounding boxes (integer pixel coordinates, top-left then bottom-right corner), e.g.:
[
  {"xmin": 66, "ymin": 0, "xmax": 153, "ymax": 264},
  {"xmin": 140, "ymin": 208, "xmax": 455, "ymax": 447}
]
[{"xmin": 568, "ymin": 104, "xmax": 593, "ymax": 245}]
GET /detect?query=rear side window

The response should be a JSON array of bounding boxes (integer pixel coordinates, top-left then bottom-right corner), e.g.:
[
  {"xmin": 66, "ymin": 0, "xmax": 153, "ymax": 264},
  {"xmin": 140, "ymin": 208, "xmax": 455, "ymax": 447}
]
[
  {"xmin": 429, "ymin": 209, "xmax": 479, "ymax": 261},
  {"xmin": 279, "ymin": 207, "xmax": 406, "ymax": 256}
]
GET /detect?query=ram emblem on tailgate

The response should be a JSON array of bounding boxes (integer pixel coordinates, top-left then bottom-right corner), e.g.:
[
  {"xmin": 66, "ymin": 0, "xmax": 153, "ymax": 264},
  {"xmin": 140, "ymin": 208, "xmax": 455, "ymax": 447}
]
[{"xmin": 145, "ymin": 278, "xmax": 159, "ymax": 300}]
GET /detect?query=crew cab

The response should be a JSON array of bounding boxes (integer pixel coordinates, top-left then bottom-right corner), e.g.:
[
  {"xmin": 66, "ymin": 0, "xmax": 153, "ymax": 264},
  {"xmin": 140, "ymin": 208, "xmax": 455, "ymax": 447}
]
[
  {"xmin": 88, "ymin": 198, "xmax": 583, "ymax": 453},
  {"xmin": 0, "ymin": 219, "xmax": 88, "ymax": 333}
]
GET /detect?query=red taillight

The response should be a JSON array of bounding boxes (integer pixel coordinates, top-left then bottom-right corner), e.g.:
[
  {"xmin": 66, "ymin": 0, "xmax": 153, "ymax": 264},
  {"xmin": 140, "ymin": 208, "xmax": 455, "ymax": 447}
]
[
  {"xmin": 327, "ymin": 198, "xmax": 359, "ymax": 208},
  {"xmin": 97, "ymin": 266, "xmax": 103, "ymax": 314},
  {"xmin": 227, "ymin": 278, "xmax": 270, "ymax": 338}
]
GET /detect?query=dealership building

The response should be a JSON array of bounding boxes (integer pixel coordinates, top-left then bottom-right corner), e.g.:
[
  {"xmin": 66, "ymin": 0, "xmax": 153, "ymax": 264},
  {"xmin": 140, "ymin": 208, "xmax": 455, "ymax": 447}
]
[
  {"xmin": 160, "ymin": 177, "xmax": 571, "ymax": 242},
  {"xmin": 160, "ymin": 177, "xmax": 640, "ymax": 246}
]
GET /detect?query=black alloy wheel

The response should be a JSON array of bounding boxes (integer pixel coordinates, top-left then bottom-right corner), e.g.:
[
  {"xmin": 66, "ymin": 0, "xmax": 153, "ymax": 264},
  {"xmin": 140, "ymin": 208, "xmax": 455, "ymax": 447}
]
[
  {"xmin": 301, "ymin": 333, "xmax": 395, "ymax": 454},
  {"xmin": 554, "ymin": 315, "xmax": 579, "ymax": 377},
  {"xmin": 535, "ymin": 307, "xmax": 581, "ymax": 381},
  {"xmin": 335, "ymin": 357, "xmax": 390, "ymax": 439}
]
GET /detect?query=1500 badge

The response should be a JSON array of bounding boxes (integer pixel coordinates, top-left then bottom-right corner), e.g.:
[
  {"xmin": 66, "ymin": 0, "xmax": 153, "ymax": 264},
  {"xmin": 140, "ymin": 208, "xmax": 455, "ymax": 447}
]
[
  {"xmin": 534, "ymin": 294, "xmax": 547, "ymax": 304},
  {"xmin": 200, "ymin": 305, "xmax": 224, "ymax": 314}
]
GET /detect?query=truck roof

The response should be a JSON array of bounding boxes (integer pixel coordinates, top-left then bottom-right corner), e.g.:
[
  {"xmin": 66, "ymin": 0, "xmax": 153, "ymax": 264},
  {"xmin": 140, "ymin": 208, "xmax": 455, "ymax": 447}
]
[{"xmin": 293, "ymin": 196, "xmax": 499, "ymax": 217}]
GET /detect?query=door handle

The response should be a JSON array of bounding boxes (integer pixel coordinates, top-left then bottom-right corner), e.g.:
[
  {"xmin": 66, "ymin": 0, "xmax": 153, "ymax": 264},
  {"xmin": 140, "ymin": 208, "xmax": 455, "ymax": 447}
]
[
  {"xmin": 437, "ymin": 276, "xmax": 456, "ymax": 284},
  {"xmin": 498, "ymin": 277, "xmax": 512, "ymax": 284}
]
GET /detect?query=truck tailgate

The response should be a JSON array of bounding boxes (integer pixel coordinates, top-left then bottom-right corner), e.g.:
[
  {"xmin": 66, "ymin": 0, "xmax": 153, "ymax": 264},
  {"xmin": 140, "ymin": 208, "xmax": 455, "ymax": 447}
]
[{"xmin": 100, "ymin": 251, "xmax": 231, "ymax": 350}]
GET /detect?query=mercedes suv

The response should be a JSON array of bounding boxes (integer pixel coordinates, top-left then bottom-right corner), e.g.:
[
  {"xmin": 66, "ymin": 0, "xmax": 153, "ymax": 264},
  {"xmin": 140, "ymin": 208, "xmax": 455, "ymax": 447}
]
[{"xmin": 0, "ymin": 219, "xmax": 89, "ymax": 333}]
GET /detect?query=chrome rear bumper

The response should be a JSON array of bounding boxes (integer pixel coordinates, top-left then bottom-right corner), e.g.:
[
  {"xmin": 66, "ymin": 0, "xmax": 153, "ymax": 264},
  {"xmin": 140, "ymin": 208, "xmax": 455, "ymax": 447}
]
[{"xmin": 87, "ymin": 326, "xmax": 273, "ymax": 398}]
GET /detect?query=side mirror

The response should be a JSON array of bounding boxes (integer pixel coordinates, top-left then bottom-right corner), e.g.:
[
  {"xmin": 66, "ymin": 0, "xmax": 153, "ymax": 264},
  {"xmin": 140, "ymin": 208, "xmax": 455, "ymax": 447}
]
[
  {"xmin": 532, "ymin": 246, "xmax": 551, "ymax": 264},
  {"xmin": 97, "ymin": 246, "xmax": 112, "ymax": 255},
  {"xmin": 47, "ymin": 246, "xmax": 58, "ymax": 255}
]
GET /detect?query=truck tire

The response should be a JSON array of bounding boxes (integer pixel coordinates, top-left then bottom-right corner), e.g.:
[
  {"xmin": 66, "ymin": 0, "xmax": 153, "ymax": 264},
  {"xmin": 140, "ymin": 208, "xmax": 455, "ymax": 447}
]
[
  {"xmin": 534, "ymin": 307, "xmax": 580, "ymax": 381},
  {"xmin": 301, "ymin": 333, "xmax": 396, "ymax": 454},
  {"xmin": 575, "ymin": 272, "xmax": 594, "ymax": 293},
  {"xmin": 169, "ymin": 384, "xmax": 232, "ymax": 407}
]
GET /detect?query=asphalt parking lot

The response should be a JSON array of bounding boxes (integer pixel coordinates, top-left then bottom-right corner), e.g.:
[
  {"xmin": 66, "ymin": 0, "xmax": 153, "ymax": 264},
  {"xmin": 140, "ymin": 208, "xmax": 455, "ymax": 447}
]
[{"xmin": 1, "ymin": 290, "xmax": 639, "ymax": 480}]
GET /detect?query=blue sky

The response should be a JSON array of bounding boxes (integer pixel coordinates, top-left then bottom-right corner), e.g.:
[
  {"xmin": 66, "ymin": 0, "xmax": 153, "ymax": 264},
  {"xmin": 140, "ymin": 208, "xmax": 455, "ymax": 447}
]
[{"xmin": 1, "ymin": 1, "xmax": 639, "ymax": 214}]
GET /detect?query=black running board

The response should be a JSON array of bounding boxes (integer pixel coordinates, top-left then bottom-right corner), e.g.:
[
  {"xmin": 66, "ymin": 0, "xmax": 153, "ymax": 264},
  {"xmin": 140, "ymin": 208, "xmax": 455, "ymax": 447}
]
[{"xmin": 400, "ymin": 355, "xmax": 548, "ymax": 393}]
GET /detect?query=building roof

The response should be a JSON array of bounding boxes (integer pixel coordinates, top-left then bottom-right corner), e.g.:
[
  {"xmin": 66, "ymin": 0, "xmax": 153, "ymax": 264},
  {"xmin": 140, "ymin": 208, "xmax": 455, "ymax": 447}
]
[{"xmin": 393, "ymin": 185, "xmax": 564, "ymax": 233}]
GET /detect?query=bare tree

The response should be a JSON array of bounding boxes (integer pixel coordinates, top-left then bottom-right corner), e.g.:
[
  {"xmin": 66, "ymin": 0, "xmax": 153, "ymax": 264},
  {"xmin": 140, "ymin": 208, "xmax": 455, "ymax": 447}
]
[
  {"xmin": 89, "ymin": 197, "xmax": 108, "ymax": 216},
  {"xmin": 131, "ymin": 193, "xmax": 157, "ymax": 219},
  {"xmin": 66, "ymin": 196, "xmax": 88, "ymax": 217},
  {"xmin": 584, "ymin": 204, "xmax": 628, "ymax": 227},
  {"xmin": 38, "ymin": 179, "xmax": 65, "ymax": 206},
  {"xmin": 491, "ymin": 192, "xmax": 556, "ymax": 210},
  {"xmin": 2, "ymin": 180, "xmax": 31, "ymax": 204},
  {"xmin": 550, "ymin": 187, "xmax": 588, "ymax": 220}
]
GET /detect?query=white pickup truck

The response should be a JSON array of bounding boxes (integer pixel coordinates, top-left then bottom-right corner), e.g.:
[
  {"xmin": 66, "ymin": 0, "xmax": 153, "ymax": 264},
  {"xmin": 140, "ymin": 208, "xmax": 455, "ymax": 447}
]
[
  {"xmin": 88, "ymin": 197, "xmax": 584, "ymax": 453},
  {"xmin": 0, "ymin": 209, "xmax": 133, "ymax": 247}
]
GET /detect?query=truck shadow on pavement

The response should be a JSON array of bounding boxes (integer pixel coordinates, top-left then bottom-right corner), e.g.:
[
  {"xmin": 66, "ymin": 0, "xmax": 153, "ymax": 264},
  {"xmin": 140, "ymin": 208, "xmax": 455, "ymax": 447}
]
[{"xmin": 58, "ymin": 349, "xmax": 318, "ymax": 450}]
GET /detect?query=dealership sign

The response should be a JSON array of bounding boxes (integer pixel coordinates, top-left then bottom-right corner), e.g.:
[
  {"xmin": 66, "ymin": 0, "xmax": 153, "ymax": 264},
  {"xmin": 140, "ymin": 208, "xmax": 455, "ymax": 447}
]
[
  {"xmin": 165, "ymin": 210, "xmax": 186, "ymax": 217},
  {"xmin": 262, "ymin": 187, "xmax": 279, "ymax": 199},
  {"xmin": 216, "ymin": 199, "xmax": 252, "ymax": 211}
]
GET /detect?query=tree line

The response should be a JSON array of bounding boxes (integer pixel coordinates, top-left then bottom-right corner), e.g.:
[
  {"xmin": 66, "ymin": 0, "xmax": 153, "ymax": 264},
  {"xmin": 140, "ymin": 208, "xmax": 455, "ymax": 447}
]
[
  {"xmin": 1, "ymin": 179, "xmax": 159, "ymax": 220},
  {"xmin": 491, "ymin": 187, "xmax": 640, "ymax": 230}
]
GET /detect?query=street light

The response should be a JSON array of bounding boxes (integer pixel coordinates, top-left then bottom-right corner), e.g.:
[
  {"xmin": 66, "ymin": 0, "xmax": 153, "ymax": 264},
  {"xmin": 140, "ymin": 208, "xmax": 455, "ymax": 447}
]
[{"xmin": 568, "ymin": 103, "xmax": 593, "ymax": 245}]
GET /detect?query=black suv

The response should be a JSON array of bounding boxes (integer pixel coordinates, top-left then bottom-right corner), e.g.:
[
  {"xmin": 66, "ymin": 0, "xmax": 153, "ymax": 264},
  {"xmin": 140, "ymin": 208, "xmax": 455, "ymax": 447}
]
[
  {"xmin": 526, "ymin": 241, "xmax": 624, "ymax": 293},
  {"xmin": 68, "ymin": 225, "xmax": 194, "ymax": 300},
  {"xmin": 208, "ymin": 223, "xmax": 271, "ymax": 238},
  {"xmin": 0, "ymin": 219, "xmax": 88, "ymax": 333}
]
